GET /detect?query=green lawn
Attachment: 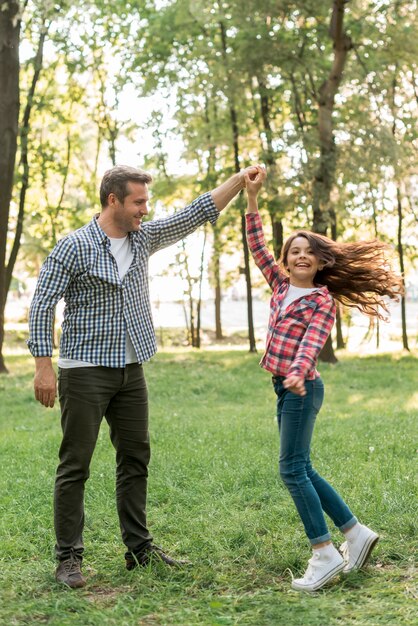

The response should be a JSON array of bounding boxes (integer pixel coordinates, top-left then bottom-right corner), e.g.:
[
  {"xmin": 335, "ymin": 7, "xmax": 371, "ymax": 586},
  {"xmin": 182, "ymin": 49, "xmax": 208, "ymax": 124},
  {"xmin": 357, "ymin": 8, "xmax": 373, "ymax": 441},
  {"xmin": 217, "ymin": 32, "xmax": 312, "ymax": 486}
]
[{"xmin": 0, "ymin": 348, "xmax": 417, "ymax": 625}]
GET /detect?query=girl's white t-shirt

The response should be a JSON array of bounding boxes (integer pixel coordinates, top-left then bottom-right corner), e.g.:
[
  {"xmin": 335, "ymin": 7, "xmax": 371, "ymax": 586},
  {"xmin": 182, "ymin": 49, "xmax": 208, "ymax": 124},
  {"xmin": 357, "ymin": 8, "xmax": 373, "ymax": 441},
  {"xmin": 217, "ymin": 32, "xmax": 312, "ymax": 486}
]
[
  {"xmin": 281, "ymin": 284, "xmax": 318, "ymax": 312},
  {"xmin": 58, "ymin": 235, "xmax": 138, "ymax": 368}
]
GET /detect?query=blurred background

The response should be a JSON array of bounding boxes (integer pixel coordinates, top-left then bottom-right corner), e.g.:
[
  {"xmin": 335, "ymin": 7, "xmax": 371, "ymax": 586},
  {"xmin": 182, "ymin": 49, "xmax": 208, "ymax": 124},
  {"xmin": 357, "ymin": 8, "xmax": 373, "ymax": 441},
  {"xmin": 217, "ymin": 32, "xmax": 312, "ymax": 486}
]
[{"xmin": 1, "ymin": 0, "xmax": 417, "ymax": 369}]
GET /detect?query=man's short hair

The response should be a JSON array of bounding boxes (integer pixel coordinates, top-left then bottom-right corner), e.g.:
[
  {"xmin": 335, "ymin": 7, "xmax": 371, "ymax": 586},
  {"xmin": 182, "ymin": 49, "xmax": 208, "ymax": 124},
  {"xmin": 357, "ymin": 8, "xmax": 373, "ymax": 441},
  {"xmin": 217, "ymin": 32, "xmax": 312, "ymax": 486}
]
[{"xmin": 99, "ymin": 165, "xmax": 153, "ymax": 207}]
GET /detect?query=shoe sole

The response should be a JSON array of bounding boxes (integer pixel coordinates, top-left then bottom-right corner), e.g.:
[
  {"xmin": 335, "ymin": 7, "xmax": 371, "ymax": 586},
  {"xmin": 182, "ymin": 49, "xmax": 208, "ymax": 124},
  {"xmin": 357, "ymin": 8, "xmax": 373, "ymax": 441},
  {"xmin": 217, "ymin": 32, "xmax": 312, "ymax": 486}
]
[
  {"xmin": 55, "ymin": 576, "xmax": 87, "ymax": 589},
  {"xmin": 343, "ymin": 534, "xmax": 379, "ymax": 573},
  {"xmin": 291, "ymin": 560, "xmax": 345, "ymax": 592}
]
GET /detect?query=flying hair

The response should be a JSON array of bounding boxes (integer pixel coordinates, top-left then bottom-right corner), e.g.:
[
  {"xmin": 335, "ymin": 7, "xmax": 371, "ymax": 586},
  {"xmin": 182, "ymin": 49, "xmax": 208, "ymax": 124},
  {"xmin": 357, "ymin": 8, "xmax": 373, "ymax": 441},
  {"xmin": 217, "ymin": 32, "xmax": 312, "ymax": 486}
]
[{"xmin": 280, "ymin": 231, "xmax": 404, "ymax": 320}]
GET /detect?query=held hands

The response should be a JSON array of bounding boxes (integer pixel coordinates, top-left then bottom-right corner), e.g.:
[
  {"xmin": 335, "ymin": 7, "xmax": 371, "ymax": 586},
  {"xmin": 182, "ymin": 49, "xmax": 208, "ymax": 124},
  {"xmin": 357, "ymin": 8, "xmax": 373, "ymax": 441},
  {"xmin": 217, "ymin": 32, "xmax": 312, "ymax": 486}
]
[
  {"xmin": 283, "ymin": 374, "xmax": 306, "ymax": 396},
  {"xmin": 243, "ymin": 165, "xmax": 266, "ymax": 196},
  {"xmin": 211, "ymin": 165, "xmax": 265, "ymax": 212},
  {"xmin": 239, "ymin": 165, "xmax": 260, "ymax": 184}
]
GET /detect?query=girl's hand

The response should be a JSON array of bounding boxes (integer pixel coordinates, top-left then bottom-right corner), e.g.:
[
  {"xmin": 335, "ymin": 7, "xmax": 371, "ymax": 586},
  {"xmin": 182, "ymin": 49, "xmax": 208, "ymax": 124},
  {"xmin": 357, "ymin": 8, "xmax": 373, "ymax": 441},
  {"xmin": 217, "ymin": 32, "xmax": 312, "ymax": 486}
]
[
  {"xmin": 283, "ymin": 374, "xmax": 306, "ymax": 396},
  {"xmin": 244, "ymin": 165, "xmax": 266, "ymax": 196}
]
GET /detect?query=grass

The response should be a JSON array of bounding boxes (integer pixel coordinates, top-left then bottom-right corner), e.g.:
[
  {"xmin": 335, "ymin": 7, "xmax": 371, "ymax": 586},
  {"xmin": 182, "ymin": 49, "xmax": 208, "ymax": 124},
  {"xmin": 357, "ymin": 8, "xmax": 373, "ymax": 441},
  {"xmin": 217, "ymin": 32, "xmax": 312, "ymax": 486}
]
[{"xmin": 0, "ymin": 346, "xmax": 417, "ymax": 625}]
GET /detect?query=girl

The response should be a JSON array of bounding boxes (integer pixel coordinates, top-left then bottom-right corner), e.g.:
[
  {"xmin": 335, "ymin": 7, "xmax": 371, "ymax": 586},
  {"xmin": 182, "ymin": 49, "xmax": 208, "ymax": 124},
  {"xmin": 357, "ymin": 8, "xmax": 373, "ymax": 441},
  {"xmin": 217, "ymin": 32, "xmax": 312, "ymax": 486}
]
[{"xmin": 244, "ymin": 167, "xmax": 403, "ymax": 592}]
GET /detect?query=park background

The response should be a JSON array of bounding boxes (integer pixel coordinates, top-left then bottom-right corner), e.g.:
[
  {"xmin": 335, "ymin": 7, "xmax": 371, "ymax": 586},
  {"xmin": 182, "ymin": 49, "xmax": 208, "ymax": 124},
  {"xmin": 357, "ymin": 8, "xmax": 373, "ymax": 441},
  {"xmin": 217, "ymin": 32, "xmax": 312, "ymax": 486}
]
[{"xmin": 0, "ymin": 1, "xmax": 417, "ymax": 625}]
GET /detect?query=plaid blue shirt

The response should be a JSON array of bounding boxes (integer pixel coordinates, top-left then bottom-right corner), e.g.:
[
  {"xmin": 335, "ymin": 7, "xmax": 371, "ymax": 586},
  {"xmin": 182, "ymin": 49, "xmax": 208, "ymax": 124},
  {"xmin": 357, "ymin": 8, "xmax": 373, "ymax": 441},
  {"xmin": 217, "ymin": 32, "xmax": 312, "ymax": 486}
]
[{"xmin": 28, "ymin": 192, "xmax": 219, "ymax": 367}]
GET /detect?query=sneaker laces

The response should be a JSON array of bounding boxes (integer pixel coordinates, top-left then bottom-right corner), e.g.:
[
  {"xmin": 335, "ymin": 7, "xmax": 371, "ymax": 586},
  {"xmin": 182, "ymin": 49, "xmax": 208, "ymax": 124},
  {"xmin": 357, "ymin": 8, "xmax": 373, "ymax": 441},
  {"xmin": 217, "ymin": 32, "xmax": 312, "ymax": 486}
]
[
  {"xmin": 302, "ymin": 552, "xmax": 322, "ymax": 581},
  {"xmin": 63, "ymin": 555, "xmax": 82, "ymax": 575},
  {"xmin": 339, "ymin": 541, "xmax": 349, "ymax": 561}
]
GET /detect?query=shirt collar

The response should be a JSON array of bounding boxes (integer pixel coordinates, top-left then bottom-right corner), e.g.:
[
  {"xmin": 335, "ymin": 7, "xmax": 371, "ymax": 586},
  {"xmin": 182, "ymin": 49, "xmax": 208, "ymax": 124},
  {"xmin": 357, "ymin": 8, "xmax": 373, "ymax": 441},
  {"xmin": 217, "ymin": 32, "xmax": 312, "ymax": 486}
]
[
  {"xmin": 280, "ymin": 277, "xmax": 330, "ymax": 297},
  {"xmin": 91, "ymin": 214, "xmax": 109, "ymax": 246},
  {"xmin": 314, "ymin": 283, "xmax": 330, "ymax": 296},
  {"xmin": 90, "ymin": 215, "xmax": 136, "ymax": 252}
]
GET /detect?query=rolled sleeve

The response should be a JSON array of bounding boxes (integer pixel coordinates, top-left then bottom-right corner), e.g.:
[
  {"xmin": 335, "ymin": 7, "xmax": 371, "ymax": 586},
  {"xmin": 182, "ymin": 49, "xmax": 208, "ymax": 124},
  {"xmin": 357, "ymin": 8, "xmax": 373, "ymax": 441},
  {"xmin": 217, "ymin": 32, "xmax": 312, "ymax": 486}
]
[
  {"xmin": 144, "ymin": 192, "xmax": 220, "ymax": 255},
  {"xmin": 199, "ymin": 191, "xmax": 220, "ymax": 224}
]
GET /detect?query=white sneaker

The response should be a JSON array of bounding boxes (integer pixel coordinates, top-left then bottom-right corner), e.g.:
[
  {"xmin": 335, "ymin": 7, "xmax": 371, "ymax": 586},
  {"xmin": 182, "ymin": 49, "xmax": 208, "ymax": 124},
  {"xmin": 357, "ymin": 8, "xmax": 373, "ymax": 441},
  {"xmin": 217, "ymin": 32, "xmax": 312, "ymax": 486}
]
[
  {"xmin": 340, "ymin": 524, "xmax": 379, "ymax": 573},
  {"xmin": 291, "ymin": 547, "xmax": 345, "ymax": 592}
]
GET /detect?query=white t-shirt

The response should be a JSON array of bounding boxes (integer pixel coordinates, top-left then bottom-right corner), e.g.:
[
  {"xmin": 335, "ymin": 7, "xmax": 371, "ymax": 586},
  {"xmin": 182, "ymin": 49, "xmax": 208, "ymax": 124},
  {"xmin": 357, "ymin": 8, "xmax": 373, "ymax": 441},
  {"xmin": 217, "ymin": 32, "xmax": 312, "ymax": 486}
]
[
  {"xmin": 58, "ymin": 235, "xmax": 138, "ymax": 368},
  {"xmin": 281, "ymin": 284, "xmax": 318, "ymax": 312}
]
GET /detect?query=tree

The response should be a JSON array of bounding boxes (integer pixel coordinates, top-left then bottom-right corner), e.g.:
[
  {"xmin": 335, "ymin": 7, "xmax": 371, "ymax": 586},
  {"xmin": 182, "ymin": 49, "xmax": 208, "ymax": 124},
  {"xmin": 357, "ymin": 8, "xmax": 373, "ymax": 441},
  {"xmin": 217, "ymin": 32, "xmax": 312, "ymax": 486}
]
[
  {"xmin": 4, "ymin": 0, "xmax": 416, "ymax": 363},
  {"xmin": 338, "ymin": 0, "xmax": 418, "ymax": 349},
  {"xmin": 6, "ymin": 15, "xmax": 49, "ymax": 297},
  {"xmin": 312, "ymin": 0, "xmax": 353, "ymax": 363},
  {"xmin": 1, "ymin": 0, "xmax": 148, "ymax": 371},
  {"xmin": 0, "ymin": 0, "xmax": 21, "ymax": 373}
]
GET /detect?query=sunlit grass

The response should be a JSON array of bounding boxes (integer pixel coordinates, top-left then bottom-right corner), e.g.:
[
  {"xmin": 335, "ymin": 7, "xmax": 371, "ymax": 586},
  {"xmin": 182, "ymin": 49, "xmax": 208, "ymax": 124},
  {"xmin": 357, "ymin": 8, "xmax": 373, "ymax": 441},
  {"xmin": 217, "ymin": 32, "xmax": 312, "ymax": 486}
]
[{"xmin": 0, "ymin": 348, "xmax": 417, "ymax": 625}]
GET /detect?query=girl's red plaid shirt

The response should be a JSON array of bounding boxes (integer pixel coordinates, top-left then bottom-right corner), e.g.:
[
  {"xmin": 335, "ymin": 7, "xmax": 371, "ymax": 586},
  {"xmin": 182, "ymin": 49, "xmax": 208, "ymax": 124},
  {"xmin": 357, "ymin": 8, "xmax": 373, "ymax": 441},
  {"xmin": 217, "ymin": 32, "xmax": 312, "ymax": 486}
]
[{"xmin": 246, "ymin": 212, "xmax": 336, "ymax": 381}]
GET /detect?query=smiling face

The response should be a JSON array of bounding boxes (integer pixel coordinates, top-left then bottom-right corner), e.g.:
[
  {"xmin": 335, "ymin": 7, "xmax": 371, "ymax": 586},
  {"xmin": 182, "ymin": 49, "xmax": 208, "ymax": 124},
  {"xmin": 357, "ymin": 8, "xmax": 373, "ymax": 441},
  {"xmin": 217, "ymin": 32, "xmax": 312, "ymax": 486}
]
[
  {"xmin": 101, "ymin": 181, "xmax": 150, "ymax": 237},
  {"xmin": 284, "ymin": 235, "xmax": 322, "ymax": 287}
]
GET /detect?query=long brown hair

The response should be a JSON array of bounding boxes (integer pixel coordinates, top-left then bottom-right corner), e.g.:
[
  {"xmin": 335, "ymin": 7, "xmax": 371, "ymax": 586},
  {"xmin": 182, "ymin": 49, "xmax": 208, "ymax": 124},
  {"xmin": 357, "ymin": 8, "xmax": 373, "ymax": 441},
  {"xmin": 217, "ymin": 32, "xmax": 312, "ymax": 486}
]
[{"xmin": 281, "ymin": 231, "xmax": 403, "ymax": 319}]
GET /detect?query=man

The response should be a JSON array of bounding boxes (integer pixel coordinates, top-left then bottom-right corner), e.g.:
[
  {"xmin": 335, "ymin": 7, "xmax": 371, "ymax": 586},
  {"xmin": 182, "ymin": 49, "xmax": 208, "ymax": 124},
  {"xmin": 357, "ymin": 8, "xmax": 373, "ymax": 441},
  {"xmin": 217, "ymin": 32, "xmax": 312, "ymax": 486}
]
[{"xmin": 28, "ymin": 164, "xmax": 257, "ymax": 588}]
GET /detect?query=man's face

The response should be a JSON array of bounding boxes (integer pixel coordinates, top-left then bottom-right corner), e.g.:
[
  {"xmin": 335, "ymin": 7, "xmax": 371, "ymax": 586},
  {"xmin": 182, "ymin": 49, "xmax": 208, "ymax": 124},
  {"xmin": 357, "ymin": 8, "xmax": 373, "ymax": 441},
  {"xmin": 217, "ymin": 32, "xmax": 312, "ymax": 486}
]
[{"xmin": 109, "ymin": 182, "xmax": 149, "ymax": 235}]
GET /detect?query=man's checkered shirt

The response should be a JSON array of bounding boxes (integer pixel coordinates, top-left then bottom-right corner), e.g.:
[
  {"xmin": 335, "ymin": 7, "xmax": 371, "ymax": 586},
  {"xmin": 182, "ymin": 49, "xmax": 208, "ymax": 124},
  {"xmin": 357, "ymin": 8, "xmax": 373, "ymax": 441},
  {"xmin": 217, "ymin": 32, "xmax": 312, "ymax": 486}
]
[
  {"xmin": 28, "ymin": 192, "xmax": 219, "ymax": 367},
  {"xmin": 246, "ymin": 212, "xmax": 336, "ymax": 380}
]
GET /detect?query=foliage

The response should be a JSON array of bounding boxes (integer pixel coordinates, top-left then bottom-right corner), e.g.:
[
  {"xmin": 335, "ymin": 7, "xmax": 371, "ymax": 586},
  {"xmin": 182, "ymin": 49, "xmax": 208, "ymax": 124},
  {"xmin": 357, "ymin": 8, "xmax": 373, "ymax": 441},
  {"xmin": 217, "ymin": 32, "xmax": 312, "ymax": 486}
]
[{"xmin": 2, "ymin": 0, "xmax": 418, "ymax": 368}]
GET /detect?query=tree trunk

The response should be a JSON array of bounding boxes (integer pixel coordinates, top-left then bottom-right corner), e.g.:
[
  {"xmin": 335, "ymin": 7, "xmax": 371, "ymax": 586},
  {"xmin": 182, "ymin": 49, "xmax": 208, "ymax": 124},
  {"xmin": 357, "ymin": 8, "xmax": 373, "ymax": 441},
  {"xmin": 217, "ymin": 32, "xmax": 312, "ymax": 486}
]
[
  {"xmin": 257, "ymin": 75, "xmax": 284, "ymax": 259},
  {"xmin": 204, "ymin": 97, "xmax": 223, "ymax": 341},
  {"xmin": 330, "ymin": 209, "xmax": 345, "ymax": 349},
  {"xmin": 390, "ymin": 70, "xmax": 409, "ymax": 352},
  {"xmin": 231, "ymin": 103, "xmax": 256, "ymax": 352},
  {"xmin": 272, "ymin": 218, "xmax": 284, "ymax": 261},
  {"xmin": 335, "ymin": 305, "xmax": 345, "ymax": 350},
  {"xmin": 320, "ymin": 335, "xmax": 338, "ymax": 364},
  {"xmin": 213, "ymin": 225, "xmax": 223, "ymax": 340},
  {"xmin": 195, "ymin": 226, "xmax": 207, "ymax": 349},
  {"xmin": 189, "ymin": 292, "xmax": 195, "ymax": 347},
  {"xmin": 220, "ymin": 20, "xmax": 256, "ymax": 352},
  {"xmin": 313, "ymin": 0, "xmax": 353, "ymax": 363},
  {"xmin": 371, "ymin": 190, "xmax": 380, "ymax": 349},
  {"xmin": 0, "ymin": 1, "xmax": 20, "ymax": 374},
  {"xmin": 6, "ymin": 24, "xmax": 47, "ymax": 294},
  {"xmin": 312, "ymin": 0, "xmax": 353, "ymax": 235},
  {"xmin": 396, "ymin": 187, "xmax": 409, "ymax": 351}
]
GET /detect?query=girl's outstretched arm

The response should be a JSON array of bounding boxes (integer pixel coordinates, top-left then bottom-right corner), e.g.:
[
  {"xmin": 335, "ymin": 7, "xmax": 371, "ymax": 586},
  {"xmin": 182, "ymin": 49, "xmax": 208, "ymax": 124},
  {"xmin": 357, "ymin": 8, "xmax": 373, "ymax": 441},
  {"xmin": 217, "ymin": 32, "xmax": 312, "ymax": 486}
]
[{"xmin": 245, "ymin": 166, "xmax": 287, "ymax": 291}]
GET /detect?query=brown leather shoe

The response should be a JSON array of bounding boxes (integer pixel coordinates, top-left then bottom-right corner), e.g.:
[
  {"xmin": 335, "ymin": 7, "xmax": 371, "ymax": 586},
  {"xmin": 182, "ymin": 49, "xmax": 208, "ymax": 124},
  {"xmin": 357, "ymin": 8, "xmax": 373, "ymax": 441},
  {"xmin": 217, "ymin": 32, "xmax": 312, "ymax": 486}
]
[
  {"xmin": 55, "ymin": 555, "xmax": 86, "ymax": 588},
  {"xmin": 125, "ymin": 544, "xmax": 190, "ymax": 570}
]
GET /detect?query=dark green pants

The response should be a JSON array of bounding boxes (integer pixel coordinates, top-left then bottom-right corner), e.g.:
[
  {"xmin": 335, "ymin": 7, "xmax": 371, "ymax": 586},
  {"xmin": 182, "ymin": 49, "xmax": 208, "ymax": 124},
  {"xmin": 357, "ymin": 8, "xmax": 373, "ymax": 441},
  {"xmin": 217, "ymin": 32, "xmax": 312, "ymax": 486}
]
[{"xmin": 55, "ymin": 364, "xmax": 152, "ymax": 561}]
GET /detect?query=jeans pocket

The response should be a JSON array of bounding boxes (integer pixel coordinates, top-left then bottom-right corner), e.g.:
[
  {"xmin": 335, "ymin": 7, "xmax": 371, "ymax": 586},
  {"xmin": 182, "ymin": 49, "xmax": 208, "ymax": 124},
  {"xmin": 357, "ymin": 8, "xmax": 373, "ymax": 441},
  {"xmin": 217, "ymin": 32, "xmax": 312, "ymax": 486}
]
[
  {"xmin": 58, "ymin": 368, "xmax": 68, "ymax": 399},
  {"xmin": 312, "ymin": 378, "xmax": 324, "ymax": 413}
]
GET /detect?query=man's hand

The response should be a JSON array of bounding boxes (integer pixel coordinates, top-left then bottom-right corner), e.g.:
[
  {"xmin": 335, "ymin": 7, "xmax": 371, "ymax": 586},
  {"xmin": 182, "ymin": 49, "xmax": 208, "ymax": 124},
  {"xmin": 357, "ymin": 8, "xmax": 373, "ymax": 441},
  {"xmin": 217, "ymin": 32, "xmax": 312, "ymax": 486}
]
[
  {"xmin": 34, "ymin": 357, "xmax": 57, "ymax": 408},
  {"xmin": 283, "ymin": 374, "xmax": 306, "ymax": 396}
]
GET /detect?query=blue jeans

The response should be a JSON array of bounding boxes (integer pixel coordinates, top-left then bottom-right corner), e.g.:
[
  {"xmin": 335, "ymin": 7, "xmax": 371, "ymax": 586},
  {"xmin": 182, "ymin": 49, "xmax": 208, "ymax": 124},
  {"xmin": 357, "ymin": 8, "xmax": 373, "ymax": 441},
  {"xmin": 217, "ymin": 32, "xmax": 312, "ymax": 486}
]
[{"xmin": 273, "ymin": 376, "xmax": 357, "ymax": 545}]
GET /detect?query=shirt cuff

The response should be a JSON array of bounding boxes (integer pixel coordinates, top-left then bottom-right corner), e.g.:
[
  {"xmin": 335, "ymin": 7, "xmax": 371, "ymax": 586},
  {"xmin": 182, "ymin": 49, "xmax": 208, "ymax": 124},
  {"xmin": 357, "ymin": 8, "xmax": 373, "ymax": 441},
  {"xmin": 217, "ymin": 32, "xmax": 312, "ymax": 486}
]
[
  {"xmin": 287, "ymin": 365, "xmax": 305, "ymax": 378},
  {"xmin": 27, "ymin": 340, "xmax": 52, "ymax": 358},
  {"xmin": 199, "ymin": 191, "xmax": 220, "ymax": 225},
  {"xmin": 245, "ymin": 212, "xmax": 261, "ymax": 223}
]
